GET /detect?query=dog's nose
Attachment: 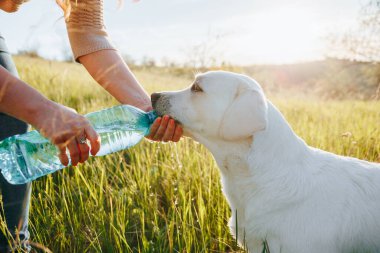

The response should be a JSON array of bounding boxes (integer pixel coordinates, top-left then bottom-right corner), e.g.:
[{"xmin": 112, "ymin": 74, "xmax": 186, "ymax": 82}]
[{"xmin": 151, "ymin": 92, "xmax": 161, "ymax": 108}]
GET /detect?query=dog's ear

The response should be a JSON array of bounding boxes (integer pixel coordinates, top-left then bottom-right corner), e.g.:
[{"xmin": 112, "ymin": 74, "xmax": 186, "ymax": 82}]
[{"xmin": 219, "ymin": 78, "xmax": 268, "ymax": 141}]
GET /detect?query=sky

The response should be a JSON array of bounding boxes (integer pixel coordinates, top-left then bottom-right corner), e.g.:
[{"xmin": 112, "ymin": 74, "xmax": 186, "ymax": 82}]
[{"xmin": 0, "ymin": 0, "xmax": 363, "ymax": 65}]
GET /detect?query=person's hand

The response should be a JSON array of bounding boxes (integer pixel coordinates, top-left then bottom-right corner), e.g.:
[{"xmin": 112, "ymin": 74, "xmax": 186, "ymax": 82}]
[
  {"xmin": 146, "ymin": 115, "xmax": 183, "ymax": 142},
  {"xmin": 137, "ymin": 103, "xmax": 183, "ymax": 142},
  {"xmin": 33, "ymin": 102, "xmax": 101, "ymax": 166}
]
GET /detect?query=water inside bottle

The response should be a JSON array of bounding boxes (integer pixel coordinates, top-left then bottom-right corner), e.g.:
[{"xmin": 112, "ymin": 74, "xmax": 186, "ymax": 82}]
[
  {"xmin": 0, "ymin": 105, "xmax": 154, "ymax": 184},
  {"xmin": 96, "ymin": 128, "xmax": 145, "ymax": 156},
  {"xmin": 0, "ymin": 128, "xmax": 146, "ymax": 184},
  {"xmin": 0, "ymin": 131, "xmax": 60, "ymax": 184}
]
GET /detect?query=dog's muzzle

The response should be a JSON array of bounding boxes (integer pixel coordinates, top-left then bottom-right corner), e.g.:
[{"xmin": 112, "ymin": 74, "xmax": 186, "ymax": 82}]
[{"xmin": 151, "ymin": 92, "xmax": 171, "ymax": 117}]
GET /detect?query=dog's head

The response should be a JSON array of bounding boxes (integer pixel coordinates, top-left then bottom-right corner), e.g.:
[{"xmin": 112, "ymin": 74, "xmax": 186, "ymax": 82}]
[{"xmin": 151, "ymin": 71, "xmax": 268, "ymax": 141}]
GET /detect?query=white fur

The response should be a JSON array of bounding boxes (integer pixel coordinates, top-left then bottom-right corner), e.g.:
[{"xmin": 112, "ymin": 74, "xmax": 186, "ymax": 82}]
[{"xmin": 153, "ymin": 71, "xmax": 380, "ymax": 253}]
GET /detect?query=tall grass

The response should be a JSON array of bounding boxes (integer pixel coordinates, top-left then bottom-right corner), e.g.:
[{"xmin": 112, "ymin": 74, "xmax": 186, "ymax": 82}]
[{"xmin": 1, "ymin": 56, "xmax": 378, "ymax": 252}]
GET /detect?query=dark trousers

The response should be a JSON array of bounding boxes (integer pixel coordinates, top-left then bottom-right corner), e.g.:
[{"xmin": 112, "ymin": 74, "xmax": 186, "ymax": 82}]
[{"xmin": 0, "ymin": 34, "xmax": 31, "ymax": 252}]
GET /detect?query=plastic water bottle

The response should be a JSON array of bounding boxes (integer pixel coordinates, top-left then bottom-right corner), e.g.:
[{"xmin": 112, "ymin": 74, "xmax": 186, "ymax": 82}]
[{"xmin": 0, "ymin": 105, "xmax": 157, "ymax": 185}]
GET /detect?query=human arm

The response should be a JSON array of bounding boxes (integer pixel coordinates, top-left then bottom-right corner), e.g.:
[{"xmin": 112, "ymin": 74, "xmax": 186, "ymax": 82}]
[
  {"xmin": 78, "ymin": 50, "xmax": 182, "ymax": 142},
  {"xmin": 65, "ymin": 0, "xmax": 182, "ymax": 142},
  {"xmin": 0, "ymin": 66, "xmax": 101, "ymax": 165}
]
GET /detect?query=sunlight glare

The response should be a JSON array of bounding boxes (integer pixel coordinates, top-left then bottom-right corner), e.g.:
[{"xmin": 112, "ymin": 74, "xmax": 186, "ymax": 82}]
[{"xmin": 246, "ymin": 7, "xmax": 323, "ymax": 64}]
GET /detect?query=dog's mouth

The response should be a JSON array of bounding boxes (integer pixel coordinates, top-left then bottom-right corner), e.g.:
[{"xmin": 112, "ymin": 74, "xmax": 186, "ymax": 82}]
[
  {"xmin": 153, "ymin": 107, "xmax": 164, "ymax": 117},
  {"xmin": 154, "ymin": 108, "xmax": 182, "ymax": 125},
  {"xmin": 152, "ymin": 103, "xmax": 166, "ymax": 117}
]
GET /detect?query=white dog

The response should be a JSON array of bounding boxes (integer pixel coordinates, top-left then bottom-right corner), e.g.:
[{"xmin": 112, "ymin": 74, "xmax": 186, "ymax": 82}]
[{"xmin": 151, "ymin": 71, "xmax": 380, "ymax": 253}]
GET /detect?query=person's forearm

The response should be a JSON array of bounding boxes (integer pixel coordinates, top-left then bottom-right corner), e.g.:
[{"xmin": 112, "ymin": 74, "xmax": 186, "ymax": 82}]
[
  {"xmin": 78, "ymin": 50, "xmax": 152, "ymax": 111},
  {"xmin": 0, "ymin": 66, "xmax": 55, "ymax": 129}
]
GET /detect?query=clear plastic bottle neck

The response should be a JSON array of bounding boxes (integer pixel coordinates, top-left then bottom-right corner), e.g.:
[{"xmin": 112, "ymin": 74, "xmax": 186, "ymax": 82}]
[{"xmin": 147, "ymin": 111, "xmax": 158, "ymax": 124}]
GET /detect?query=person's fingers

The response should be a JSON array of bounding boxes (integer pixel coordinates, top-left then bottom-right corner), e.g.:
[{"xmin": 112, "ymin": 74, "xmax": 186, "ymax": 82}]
[
  {"xmin": 153, "ymin": 115, "xmax": 170, "ymax": 140},
  {"xmin": 172, "ymin": 124, "xmax": 183, "ymax": 142},
  {"xmin": 84, "ymin": 124, "xmax": 101, "ymax": 156},
  {"xmin": 57, "ymin": 145, "xmax": 69, "ymax": 166},
  {"xmin": 162, "ymin": 119, "xmax": 176, "ymax": 142},
  {"xmin": 67, "ymin": 139, "xmax": 80, "ymax": 166},
  {"xmin": 146, "ymin": 117, "xmax": 162, "ymax": 139},
  {"xmin": 76, "ymin": 138, "xmax": 90, "ymax": 163}
]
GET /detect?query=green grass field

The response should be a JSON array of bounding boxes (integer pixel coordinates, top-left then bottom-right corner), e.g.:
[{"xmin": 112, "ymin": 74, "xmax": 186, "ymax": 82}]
[{"xmin": 2, "ymin": 56, "xmax": 379, "ymax": 252}]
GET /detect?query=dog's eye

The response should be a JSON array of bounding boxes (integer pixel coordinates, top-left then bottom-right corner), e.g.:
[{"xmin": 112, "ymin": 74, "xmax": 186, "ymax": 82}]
[{"xmin": 191, "ymin": 83, "xmax": 203, "ymax": 92}]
